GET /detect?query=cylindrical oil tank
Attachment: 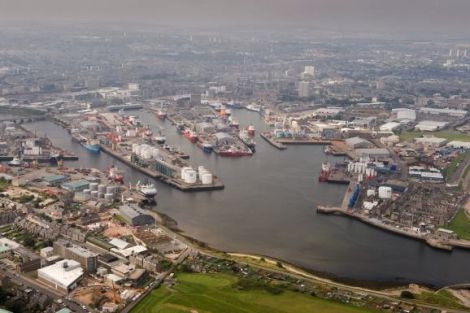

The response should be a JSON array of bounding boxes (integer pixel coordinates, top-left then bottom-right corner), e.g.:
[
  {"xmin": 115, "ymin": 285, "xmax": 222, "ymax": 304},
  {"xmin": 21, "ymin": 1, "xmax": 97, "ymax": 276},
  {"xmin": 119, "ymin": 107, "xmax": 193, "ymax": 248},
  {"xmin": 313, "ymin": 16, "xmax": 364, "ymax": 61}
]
[{"xmin": 201, "ymin": 173, "xmax": 213, "ymax": 185}]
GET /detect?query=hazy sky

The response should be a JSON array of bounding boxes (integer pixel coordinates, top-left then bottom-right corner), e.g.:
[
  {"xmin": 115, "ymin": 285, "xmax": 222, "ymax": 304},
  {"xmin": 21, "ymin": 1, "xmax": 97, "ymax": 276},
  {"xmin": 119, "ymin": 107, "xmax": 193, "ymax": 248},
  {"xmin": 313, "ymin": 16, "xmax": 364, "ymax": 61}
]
[{"xmin": 1, "ymin": 0, "xmax": 469, "ymax": 36}]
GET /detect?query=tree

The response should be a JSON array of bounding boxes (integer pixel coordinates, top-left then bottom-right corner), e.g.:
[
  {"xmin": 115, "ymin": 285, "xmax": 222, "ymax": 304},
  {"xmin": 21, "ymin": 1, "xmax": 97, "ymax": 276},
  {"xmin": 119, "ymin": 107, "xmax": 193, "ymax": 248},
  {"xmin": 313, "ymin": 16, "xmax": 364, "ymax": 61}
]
[{"xmin": 400, "ymin": 291, "xmax": 415, "ymax": 299}]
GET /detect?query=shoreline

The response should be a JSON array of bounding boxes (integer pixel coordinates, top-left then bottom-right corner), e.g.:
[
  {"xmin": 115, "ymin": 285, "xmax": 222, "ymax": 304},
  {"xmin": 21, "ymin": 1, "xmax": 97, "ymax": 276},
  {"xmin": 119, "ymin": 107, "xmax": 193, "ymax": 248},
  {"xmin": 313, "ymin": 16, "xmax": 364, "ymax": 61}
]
[
  {"xmin": 316, "ymin": 206, "xmax": 470, "ymax": 252},
  {"xmin": 152, "ymin": 209, "xmax": 441, "ymax": 290}
]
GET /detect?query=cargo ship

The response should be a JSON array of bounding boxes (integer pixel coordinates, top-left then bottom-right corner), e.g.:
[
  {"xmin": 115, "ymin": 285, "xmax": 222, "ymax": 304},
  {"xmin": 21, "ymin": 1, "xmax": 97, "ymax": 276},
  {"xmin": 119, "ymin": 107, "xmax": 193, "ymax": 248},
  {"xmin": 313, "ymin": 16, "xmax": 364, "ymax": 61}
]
[
  {"xmin": 217, "ymin": 146, "xmax": 253, "ymax": 157},
  {"xmin": 176, "ymin": 124, "xmax": 185, "ymax": 134},
  {"xmin": 196, "ymin": 141, "xmax": 213, "ymax": 153},
  {"xmin": 154, "ymin": 135, "xmax": 166, "ymax": 144},
  {"xmin": 247, "ymin": 125, "xmax": 256, "ymax": 136},
  {"xmin": 318, "ymin": 162, "xmax": 330, "ymax": 182},
  {"xmin": 246, "ymin": 104, "xmax": 261, "ymax": 113},
  {"xmin": 138, "ymin": 182, "xmax": 158, "ymax": 198},
  {"xmin": 183, "ymin": 129, "xmax": 198, "ymax": 143},
  {"xmin": 83, "ymin": 140, "xmax": 101, "ymax": 154},
  {"xmin": 238, "ymin": 130, "xmax": 256, "ymax": 152},
  {"xmin": 156, "ymin": 109, "xmax": 167, "ymax": 120},
  {"xmin": 229, "ymin": 117, "xmax": 239, "ymax": 128}
]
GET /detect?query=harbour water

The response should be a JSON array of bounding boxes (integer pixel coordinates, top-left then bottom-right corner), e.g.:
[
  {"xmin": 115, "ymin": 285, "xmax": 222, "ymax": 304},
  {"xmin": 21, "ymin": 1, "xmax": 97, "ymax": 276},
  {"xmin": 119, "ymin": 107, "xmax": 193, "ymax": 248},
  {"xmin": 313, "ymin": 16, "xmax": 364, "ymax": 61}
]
[{"xmin": 23, "ymin": 109, "xmax": 470, "ymax": 288}]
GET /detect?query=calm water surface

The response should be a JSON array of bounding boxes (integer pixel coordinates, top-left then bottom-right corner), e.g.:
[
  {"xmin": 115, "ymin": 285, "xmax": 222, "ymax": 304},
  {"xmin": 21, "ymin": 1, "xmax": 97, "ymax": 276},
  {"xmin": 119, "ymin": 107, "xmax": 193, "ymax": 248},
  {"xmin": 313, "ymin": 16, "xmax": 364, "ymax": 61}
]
[{"xmin": 23, "ymin": 109, "xmax": 470, "ymax": 287}]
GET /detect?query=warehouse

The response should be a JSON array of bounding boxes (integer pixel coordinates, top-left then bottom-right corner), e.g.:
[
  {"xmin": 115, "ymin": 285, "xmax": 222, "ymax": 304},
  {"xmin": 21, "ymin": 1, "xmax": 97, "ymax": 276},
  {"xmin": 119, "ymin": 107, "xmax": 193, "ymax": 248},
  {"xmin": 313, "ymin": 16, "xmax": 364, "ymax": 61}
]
[
  {"xmin": 419, "ymin": 108, "xmax": 467, "ymax": 118},
  {"xmin": 43, "ymin": 174, "xmax": 69, "ymax": 186},
  {"xmin": 415, "ymin": 136, "xmax": 447, "ymax": 147},
  {"xmin": 379, "ymin": 122, "xmax": 401, "ymax": 132},
  {"xmin": 393, "ymin": 108, "xmax": 416, "ymax": 121},
  {"xmin": 37, "ymin": 259, "xmax": 84, "ymax": 292},
  {"xmin": 119, "ymin": 203, "xmax": 155, "ymax": 226},
  {"xmin": 61, "ymin": 180, "xmax": 90, "ymax": 192},
  {"xmin": 414, "ymin": 121, "xmax": 447, "ymax": 132},
  {"xmin": 346, "ymin": 137, "xmax": 373, "ymax": 149},
  {"xmin": 447, "ymin": 141, "xmax": 470, "ymax": 149},
  {"xmin": 355, "ymin": 148, "xmax": 390, "ymax": 159}
]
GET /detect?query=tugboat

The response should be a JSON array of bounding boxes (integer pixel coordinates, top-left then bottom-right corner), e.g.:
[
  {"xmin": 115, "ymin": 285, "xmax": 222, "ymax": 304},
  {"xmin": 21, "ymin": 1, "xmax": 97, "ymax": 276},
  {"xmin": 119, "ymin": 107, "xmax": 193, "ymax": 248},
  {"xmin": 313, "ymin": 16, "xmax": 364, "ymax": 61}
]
[
  {"xmin": 8, "ymin": 157, "xmax": 23, "ymax": 167},
  {"xmin": 318, "ymin": 162, "xmax": 331, "ymax": 182},
  {"xmin": 183, "ymin": 129, "xmax": 198, "ymax": 143},
  {"xmin": 83, "ymin": 139, "xmax": 100, "ymax": 154},
  {"xmin": 138, "ymin": 181, "xmax": 158, "ymax": 198}
]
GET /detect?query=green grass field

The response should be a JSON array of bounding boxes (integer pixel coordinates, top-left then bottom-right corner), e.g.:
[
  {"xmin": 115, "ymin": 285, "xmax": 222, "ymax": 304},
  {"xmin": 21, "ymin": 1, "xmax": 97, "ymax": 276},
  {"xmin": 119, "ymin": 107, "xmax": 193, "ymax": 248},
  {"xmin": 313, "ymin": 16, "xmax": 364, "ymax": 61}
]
[
  {"xmin": 415, "ymin": 290, "xmax": 465, "ymax": 310},
  {"xmin": 399, "ymin": 130, "xmax": 470, "ymax": 143},
  {"xmin": 446, "ymin": 208, "xmax": 470, "ymax": 240},
  {"xmin": 131, "ymin": 273, "xmax": 377, "ymax": 313}
]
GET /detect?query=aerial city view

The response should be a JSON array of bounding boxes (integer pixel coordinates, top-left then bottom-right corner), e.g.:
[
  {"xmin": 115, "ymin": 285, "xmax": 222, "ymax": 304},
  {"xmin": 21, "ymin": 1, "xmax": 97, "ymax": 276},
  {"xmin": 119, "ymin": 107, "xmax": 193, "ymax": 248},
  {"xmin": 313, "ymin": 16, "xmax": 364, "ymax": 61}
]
[{"xmin": 0, "ymin": 0, "xmax": 470, "ymax": 312}]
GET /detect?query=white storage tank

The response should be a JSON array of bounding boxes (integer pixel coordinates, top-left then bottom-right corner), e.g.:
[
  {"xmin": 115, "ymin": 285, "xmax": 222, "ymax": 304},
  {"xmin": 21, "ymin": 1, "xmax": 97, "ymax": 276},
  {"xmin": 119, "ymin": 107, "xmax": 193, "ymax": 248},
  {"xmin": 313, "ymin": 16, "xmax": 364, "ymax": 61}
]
[
  {"xmin": 201, "ymin": 173, "xmax": 213, "ymax": 185},
  {"xmin": 98, "ymin": 184, "xmax": 106, "ymax": 193},
  {"xmin": 181, "ymin": 167, "xmax": 192, "ymax": 179},
  {"xmin": 184, "ymin": 169, "xmax": 197, "ymax": 184},
  {"xmin": 378, "ymin": 186, "xmax": 392, "ymax": 199},
  {"xmin": 104, "ymin": 193, "xmax": 114, "ymax": 201},
  {"xmin": 134, "ymin": 145, "xmax": 141, "ymax": 156},
  {"xmin": 152, "ymin": 148, "xmax": 160, "ymax": 158}
]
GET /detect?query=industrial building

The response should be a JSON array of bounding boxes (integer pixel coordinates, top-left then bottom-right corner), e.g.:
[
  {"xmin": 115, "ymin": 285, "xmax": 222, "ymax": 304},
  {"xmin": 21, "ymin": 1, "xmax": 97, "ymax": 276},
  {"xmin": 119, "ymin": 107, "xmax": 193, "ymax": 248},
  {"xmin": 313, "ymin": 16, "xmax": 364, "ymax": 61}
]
[
  {"xmin": 414, "ymin": 121, "xmax": 448, "ymax": 132},
  {"xmin": 43, "ymin": 174, "xmax": 69, "ymax": 186},
  {"xmin": 119, "ymin": 203, "xmax": 155, "ymax": 226},
  {"xmin": 37, "ymin": 259, "xmax": 84, "ymax": 292},
  {"xmin": 61, "ymin": 180, "xmax": 90, "ymax": 192},
  {"xmin": 53, "ymin": 239, "xmax": 98, "ymax": 272},
  {"xmin": 355, "ymin": 148, "xmax": 390, "ymax": 159},
  {"xmin": 415, "ymin": 136, "xmax": 447, "ymax": 147},
  {"xmin": 346, "ymin": 137, "xmax": 373, "ymax": 149},
  {"xmin": 379, "ymin": 122, "xmax": 401, "ymax": 132},
  {"xmin": 392, "ymin": 108, "xmax": 416, "ymax": 121},
  {"xmin": 419, "ymin": 107, "xmax": 467, "ymax": 118}
]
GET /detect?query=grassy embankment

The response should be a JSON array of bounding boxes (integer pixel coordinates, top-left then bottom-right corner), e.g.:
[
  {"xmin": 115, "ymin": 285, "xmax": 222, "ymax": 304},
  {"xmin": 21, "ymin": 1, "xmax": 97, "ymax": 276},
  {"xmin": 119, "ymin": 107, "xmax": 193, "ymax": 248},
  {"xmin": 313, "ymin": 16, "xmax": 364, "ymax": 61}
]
[
  {"xmin": 399, "ymin": 130, "xmax": 470, "ymax": 143},
  {"xmin": 131, "ymin": 272, "xmax": 378, "ymax": 313},
  {"xmin": 446, "ymin": 208, "xmax": 470, "ymax": 241}
]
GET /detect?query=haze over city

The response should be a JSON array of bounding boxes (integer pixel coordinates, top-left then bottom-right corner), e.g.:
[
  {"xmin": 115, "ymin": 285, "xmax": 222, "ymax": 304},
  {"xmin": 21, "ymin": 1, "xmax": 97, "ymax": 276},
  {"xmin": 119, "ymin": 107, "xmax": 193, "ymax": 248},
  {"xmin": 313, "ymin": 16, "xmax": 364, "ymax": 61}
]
[
  {"xmin": 0, "ymin": 0, "xmax": 470, "ymax": 37},
  {"xmin": 0, "ymin": 0, "xmax": 469, "ymax": 313}
]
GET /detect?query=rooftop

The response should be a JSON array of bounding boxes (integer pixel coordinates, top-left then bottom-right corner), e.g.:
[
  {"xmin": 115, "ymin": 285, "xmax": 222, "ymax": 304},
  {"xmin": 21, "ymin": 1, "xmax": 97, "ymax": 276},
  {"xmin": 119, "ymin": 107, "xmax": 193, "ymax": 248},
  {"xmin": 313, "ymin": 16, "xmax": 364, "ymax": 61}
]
[{"xmin": 38, "ymin": 259, "xmax": 83, "ymax": 288}]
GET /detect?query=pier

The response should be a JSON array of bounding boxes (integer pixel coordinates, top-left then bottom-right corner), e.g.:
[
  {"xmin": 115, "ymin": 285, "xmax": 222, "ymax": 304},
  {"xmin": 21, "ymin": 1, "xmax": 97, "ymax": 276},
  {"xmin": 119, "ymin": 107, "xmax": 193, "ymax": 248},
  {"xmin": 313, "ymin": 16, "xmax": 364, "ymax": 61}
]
[
  {"xmin": 259, "ymin": 132, "xmax": 286, "ymax": 150},
  {"xmin": 316, "ymin": 179, "xmax": 456, "ymax": 252},
  {"xmin": 101, "ymin": 145, "xmax": 224, "ymax": 192}
]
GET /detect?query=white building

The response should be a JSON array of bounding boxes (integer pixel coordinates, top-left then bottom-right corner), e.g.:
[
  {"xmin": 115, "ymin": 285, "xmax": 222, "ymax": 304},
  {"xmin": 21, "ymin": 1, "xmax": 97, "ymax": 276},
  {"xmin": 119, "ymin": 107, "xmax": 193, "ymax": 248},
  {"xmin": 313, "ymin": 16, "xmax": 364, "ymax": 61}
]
[
  {"xmin": 447, "ymin": 141, "xmax": 470, "ymax": 149},
  {"xmin": 37, "ymin": 259, "xmax": 84, "ymax": 292},
  {"xmin": 379, "ymin": 122, "xmax": 401, "ymax": 132},
  {"xmin": 298, "ymin": 81, "xmax": 310, "ymax": 98},
  {"xmin": 380, "ymin": 135, "xmax": 400, "ymax": 146},
  {"xmin": 415, "ymin": 121, "xmax": 447, "ymax": 132},
  {"xmin": 392, "ymin": 108, "xmax": 416, "ymax": 121},
  {"xmin": 419, "ymin": 107, "xmax": 467, "ymax": 118},
  {"xmin": 415, "ymin": 136, "xmax": 447, "ymax": 147}
]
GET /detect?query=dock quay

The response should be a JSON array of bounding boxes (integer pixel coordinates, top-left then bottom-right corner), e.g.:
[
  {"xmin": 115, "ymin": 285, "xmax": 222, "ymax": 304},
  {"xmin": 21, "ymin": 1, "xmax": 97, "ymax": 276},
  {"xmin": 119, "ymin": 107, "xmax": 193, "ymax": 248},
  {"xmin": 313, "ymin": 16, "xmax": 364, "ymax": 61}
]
[
  {"xmin": 260, "ymin": 132, "xmax": 287, "ymax": 150},
  {"xmin": 276, "ymin": 138, "xmax": 331, "ymax": 145},
  {"xmin": 101, "ymin": 145, "xmax": 224, "ymax": 192}
]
